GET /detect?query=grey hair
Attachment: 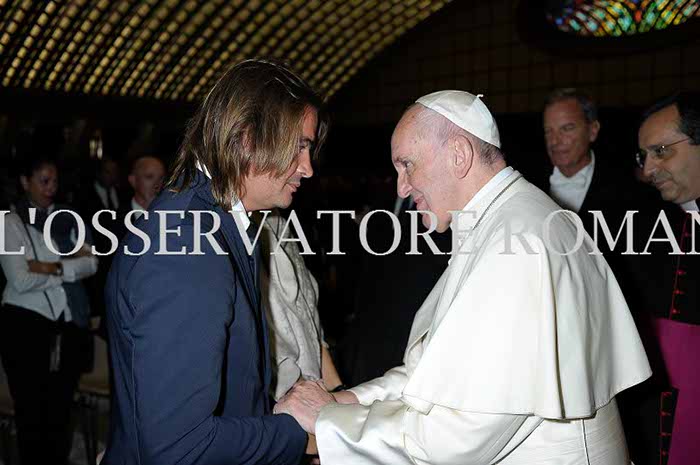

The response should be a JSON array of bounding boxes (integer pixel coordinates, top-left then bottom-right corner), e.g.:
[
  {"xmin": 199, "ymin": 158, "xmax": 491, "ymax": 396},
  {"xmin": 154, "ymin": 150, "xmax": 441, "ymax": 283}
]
[
  {"xmin": 544, "ymin": 88, "xmax": 598, "ymax": 123},
  {"xmin": 412, "ymin": 104, "xmax": 503, "ymax": 166}
]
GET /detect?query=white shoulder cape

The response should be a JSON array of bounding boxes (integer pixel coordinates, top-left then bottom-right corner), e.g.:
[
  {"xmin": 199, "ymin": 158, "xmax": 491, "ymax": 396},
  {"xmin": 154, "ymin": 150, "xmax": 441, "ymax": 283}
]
[{"xmin": 399, "ymin": 172, "xmax": 651, "ymax": 419}]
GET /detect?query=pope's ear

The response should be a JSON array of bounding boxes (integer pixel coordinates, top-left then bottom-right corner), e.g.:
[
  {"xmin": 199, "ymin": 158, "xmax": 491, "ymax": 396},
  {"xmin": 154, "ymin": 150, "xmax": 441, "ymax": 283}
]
[{"xmin": 452, "ymin": 134, "xmax": 473, "ymax": 179}]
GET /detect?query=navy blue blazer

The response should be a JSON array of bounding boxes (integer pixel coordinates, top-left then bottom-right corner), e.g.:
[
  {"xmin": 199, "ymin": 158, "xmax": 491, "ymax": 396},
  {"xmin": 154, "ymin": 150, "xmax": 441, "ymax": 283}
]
[{"xmin": 102, "ymin": 172, "xmax": 306, "ymax": 464}]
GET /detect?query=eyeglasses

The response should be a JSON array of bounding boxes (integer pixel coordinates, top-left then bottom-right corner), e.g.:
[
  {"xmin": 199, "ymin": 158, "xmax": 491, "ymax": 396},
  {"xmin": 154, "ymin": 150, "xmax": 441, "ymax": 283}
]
[{"xmin": 636, "ymin": 137, "xmax": 689, "ymax": 168}]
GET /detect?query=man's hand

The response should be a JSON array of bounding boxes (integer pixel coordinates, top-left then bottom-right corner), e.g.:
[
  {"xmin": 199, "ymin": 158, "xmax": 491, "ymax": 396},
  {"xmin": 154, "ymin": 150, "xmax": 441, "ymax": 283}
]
[{"xmin": 274, "ymin": 380, "xmax": 335, "ymax": 434}]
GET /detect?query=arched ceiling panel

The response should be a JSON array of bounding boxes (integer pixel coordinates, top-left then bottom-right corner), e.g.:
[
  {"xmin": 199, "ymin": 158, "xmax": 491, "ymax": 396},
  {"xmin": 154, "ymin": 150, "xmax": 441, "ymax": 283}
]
[{"xmin": 0, "ymin": 0, "xmax": 452, "ymax": 102}]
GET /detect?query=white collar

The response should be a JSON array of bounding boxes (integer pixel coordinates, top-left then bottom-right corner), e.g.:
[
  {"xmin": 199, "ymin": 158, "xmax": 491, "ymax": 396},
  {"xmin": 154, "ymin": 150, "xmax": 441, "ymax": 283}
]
[
  {"xmin": 94, "ymin": 180, "xmax": 106, "ymax": 194},
  {"xmin": 131, "ymin": 197, "xmax": 146, "ymax": 211},
  {"xmin": 28, "ymin": 201, "xmax": 55, "ymax": 214},
  {"xmin": 196, "ymin": 160, "xmax": 250, "ymax": 229},
  {"xmin": 462, "ymin": 166, "xmax": 514, "ymax": 212},
  {"xmin": 94, "ymin": 180, "xmax": 119, "ymax": 209},
  {"xmin": 681, "ymin": 199, "xmax": 699, "ymax": 212},
  {"xmin": 452, "ymin": 166, "xmax": 516, "ymax": 235},
  {"xmin": 551, "ymin": 151, "xmax": 595, "ymax": 184},
  {"xmin": 449, "ymin": 167, "xmax": 520, "ymax": 259}
]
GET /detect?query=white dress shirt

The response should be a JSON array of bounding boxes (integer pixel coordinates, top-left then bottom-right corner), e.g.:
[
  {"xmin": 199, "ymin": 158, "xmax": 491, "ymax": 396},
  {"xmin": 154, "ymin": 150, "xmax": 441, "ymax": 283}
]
[
  {"xmin": 1, "ymin": 212, "xmax": 98, "ymax": 322},
  {"xmin": 548, "ymin": 152, "xmax": 595, "ymax": 212},
  {"xmin": 681, "ymin": 199, "xmax": 699, "ymax": 212},
  {"xmin": 131, "ymin": 197, "xmax": 147, "ymax": 221}
]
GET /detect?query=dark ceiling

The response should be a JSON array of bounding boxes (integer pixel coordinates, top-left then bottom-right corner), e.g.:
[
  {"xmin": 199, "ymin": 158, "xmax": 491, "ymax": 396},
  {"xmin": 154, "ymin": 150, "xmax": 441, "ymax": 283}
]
[{"xmin": 0, "ymin": 0, "xmax": 453, "ymax": 104}]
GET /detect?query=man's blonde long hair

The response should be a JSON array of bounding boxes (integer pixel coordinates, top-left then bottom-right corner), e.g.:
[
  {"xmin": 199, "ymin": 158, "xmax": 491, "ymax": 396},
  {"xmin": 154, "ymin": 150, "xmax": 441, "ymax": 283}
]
[{"xmin": 167, "ymin": 58, "xmax": 328, "ymax": 209}]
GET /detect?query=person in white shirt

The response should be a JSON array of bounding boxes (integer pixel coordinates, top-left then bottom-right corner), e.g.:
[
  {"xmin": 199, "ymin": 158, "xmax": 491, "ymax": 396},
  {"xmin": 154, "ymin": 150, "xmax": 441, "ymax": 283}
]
[
  {"xmin": 543, "ymin": 87, "xmax": 600, "ymax": 213},
  {"xmin": 259, "ymin": 211, "xmax": 343, "ymax": 403},
  {"xmin": 0, "ymin": 156, "xmax": 98, "ymax": 465},
  {"xmin": 274, "ymin": 90, "xmax": 652, "ymax": 464}
]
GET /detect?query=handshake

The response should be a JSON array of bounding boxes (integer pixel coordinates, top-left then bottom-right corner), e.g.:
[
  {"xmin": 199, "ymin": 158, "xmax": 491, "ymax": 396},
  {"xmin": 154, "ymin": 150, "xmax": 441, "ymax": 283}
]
[
  {"xmin": 273, "ymin": 380, "xmax": 358, "ymax": 434},
  {"xmin": 274, "ymin": 380, "xmax": 359, "ymax": 461}
]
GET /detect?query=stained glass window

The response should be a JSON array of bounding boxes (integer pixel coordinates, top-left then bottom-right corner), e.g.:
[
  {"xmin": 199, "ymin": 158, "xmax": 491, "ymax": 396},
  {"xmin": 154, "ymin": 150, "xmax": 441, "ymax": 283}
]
[{"xmin": 547, "ymin": 0, "xmax": 700, "ymax": 36}]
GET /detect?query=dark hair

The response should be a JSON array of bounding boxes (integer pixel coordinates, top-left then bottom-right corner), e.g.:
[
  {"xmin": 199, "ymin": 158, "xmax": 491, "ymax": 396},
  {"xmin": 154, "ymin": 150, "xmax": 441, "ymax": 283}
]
[
  {"xmin": 477, "ymin": 140, "xmax": 503, "ymax": 166},
  {"xmin": 167, "ymin": 58, "xmax": 329, "ymax": 210},
  {"xmin": 641, "ymin": 91, "xmax": 700, "ymax": 145},
  {"xmin": 20, "ymin": 155, "xmax": 57, "ymax": 179},
  {"xmin": 544, "ymin": 88, "xmax": 598, "ymax": 123}
]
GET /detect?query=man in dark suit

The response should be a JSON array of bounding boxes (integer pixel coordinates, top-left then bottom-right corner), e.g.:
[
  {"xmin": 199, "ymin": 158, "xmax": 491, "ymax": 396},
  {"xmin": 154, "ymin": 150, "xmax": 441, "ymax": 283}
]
[
  {"xmin": 80, "ymin": 156, "xmax": 123, "ymax": 220},
  {"xmin": 542, "ymin": 88, "xmax": 654, "ymax": 239},
  {"xmin": 80, "ymin": 157, "xmax": 124, "ymax": 323},
  {"xmin": 541, "ymin": 88, "xmax": 662, "ymax": 302},
  {"xmin": 625, "ymin": 91, "xmax": 700, "ymax": 465},
  {"xmin": 102, "ymin": 59, "xmax": 328, "ymax": 465}
]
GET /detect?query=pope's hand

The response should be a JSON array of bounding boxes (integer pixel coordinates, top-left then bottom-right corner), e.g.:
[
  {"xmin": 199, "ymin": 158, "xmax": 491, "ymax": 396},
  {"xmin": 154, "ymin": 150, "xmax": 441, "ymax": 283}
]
[
  {"xmin": 332, "ymin": 390, "xmax": 359, "ymax": 405},
  {"xmin": 274, "ymin": 380, "xmax": 335, "ymax": 434}
]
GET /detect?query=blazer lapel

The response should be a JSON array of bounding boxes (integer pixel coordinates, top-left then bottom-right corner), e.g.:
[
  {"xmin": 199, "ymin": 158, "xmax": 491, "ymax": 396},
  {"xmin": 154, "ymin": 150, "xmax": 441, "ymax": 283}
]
[
  {"xmin": 191, "ymin": 172, "xmax": 271, "ymax": 406},
  {"xmin": 191, "ymin": 171, "xmax": 259, "ymax": 310},
  {"xmin": 218, "ymin": 207, "xmax": 274, "ymax": 406},
  {"xmin": 217, "ymin": 208, "xmax": 259, "ymax": 310}
]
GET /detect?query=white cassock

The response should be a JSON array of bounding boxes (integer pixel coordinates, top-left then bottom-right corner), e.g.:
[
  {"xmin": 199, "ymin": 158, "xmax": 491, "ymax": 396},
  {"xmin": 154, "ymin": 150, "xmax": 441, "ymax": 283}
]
[{"xmin": 316, "ymin": 168, "xmax": 651, "ymax": 465}]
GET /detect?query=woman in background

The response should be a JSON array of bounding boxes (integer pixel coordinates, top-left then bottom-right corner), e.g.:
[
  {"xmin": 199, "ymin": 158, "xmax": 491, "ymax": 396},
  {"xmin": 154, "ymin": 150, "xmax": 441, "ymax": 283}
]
[
  {"xmin": 259, "ymin": 210, "xmax": 343, "ymax": 400},
  {"xmin": 0, "ymin": 156, "xmax": 98, "ymax": 465}
]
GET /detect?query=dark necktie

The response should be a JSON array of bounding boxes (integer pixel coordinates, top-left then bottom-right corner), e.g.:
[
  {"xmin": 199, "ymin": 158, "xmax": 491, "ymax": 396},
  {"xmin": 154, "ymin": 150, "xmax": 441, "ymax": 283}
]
[{"xmin": 246, "ymin": 219, "xmax": 261, "ymax": 294}]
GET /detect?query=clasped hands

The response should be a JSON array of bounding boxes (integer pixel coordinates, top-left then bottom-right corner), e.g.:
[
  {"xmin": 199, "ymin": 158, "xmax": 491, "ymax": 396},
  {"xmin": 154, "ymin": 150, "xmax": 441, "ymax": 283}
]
[
  {"xmin": 274, "ymin": 380, "xmax": 359, "ymax": 434},
  {"xmin": 273, "ymin": 380, "xmax": 335, "ymax": 435}
]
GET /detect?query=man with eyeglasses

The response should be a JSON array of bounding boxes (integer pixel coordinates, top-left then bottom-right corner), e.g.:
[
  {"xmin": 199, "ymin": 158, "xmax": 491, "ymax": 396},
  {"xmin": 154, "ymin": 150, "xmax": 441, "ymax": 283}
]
[{"xmin": 626, "ymin": 91, "xmax": 700, "ymax": 465}]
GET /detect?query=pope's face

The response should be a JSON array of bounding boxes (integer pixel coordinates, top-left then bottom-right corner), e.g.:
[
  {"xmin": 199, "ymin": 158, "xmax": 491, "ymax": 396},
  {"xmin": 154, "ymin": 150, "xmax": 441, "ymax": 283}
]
[
  {"xmin": 391, "ymin": 108, "xmax": 455, "ymax": 233},
  {"xmin": 638, "ymin": 104, "xmax": 700, "ymax": 204}
]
